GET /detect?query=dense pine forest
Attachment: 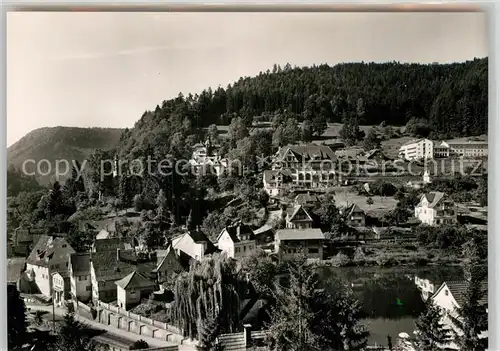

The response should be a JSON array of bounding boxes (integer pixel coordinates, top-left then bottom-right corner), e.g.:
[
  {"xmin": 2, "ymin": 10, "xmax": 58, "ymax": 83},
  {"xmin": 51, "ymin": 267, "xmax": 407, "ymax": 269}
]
[{"xmin": 119, "ymin": 58, "xmax": 487, "ymax": 158}]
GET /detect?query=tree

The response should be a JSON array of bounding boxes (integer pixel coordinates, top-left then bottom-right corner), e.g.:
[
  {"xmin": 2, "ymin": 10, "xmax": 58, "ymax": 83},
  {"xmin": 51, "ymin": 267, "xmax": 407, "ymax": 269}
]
[
  {"xmin": 207, "ymin": 124, "xmax": 220, "ymax": 144},
  {"xmin": 197, "ymin": 309, "xmax": 222, "ymax": 351},
  {"xmin": 228, "ymin": 117, "xmax": 249, "ymax": 146},
  {"xmin": 366, "ymin": 197, "xmax": 374, "ymax": 207},
  {"xmin": 314, "ymin": 194, "xmax": 349, "ymax": 236},
  {"xmin": 449, "ymin": 244, "xmax": 488, "ymax": 351},
  {"xmin": 130, "ymin": 340, "xmax": 149, "ymax": 350},
  {"xmin": 63, "ymin": 161, "xmax": 86, "ymax": 204},
  {"xmin": 312, "ymin": 280, "xmax": 369, "ymax": 350},
  {"xmin": 52, "ymin": 312, "xmax": 102, "ymax": 351},
  {"xmin": 46, "ymin": 181, "xmax": 64, "ymax": 218},
  {"xmin": 268, "ymin": 255, "xmax": 321, "ymax": 351},
  {"xmin": 301, "ymin": 120, "xmax": 313, "ymax": 142},
  {"xmin": 414, "ymin": 302, "xmax": 448, "ymax": 350},
  {"xmin": 7, "ymin": 285, "xmax": 27, "ymax": 349},
  {"xmin": 339, "ymin": 116, "xmax": 364, "ymax": 147},
  {"xmin": 362, "ymin": 128, "xmax": 381, "ymax": 151},
  {"xmin": 240, "ymin": 249, "xmax": 279, "ymax": 299}
]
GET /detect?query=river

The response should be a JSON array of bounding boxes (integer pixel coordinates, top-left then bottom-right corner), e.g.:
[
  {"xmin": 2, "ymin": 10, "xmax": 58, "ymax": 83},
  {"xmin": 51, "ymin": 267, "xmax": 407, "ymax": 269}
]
[{"xmin": 316, "ymin": 265, "xmax": 464, "ymax": 347}]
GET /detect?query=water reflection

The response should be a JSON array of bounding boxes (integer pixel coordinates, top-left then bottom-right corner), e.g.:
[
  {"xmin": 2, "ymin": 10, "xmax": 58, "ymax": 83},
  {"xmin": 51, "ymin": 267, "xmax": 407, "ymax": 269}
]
[{"xmin": 316, "ymin": 266, "xmax": 463, "ymax": 319}]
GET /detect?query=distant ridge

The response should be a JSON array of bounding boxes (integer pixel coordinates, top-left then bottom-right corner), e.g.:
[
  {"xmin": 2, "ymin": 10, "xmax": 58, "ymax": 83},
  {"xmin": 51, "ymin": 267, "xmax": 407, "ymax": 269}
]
[{"xmin": 8, "ymin": 126, "xmax": 124, "ymax": 185}]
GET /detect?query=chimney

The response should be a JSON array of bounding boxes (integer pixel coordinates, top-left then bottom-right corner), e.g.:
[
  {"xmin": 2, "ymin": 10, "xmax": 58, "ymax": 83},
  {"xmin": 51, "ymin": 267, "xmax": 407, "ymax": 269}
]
[
  {"xmin": 236, "ymin": 225, "xmax": 241, "ymax": 238},
  {"xmin": 116, "ymin": 248, "xmax": 120, "ymax": 262}
]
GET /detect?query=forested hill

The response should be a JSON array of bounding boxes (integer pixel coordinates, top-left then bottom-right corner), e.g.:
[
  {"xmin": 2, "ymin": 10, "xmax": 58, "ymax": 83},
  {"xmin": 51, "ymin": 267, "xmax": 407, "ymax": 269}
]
[
  {"xmin": 8, "ymin": 127, "xmax": 124, "ymax": 186},
  {"xmin": 119, "ymin": 58, "xmax": 487, "ymax": 157}
]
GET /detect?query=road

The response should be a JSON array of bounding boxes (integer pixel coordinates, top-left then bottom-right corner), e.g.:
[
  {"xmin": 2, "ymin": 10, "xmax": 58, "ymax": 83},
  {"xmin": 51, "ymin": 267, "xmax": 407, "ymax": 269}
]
[{"xmin": 26, "ymin": 303, "xmax": 196, "ymax": 351}]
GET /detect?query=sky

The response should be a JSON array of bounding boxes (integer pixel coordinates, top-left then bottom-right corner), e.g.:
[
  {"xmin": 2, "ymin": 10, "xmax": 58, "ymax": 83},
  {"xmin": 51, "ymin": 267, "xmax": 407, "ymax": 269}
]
[{"xmin": 7, "ymin": 11, "xmax": 487, "ymax": 146}]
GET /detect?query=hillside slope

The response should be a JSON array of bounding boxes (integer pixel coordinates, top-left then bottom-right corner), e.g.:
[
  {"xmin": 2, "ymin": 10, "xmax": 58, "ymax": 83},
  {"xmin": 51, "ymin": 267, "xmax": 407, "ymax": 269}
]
[{"xmin": 8, "ymin": 126, "xmax": 124, "ymax": 185}]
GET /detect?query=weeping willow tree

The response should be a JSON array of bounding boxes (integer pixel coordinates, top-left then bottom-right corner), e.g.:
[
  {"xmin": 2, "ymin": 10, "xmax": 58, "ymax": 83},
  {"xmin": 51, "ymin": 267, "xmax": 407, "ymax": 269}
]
[{"xmin": 170, "ymin": 252, "xmax": 246, "ymax": 340}]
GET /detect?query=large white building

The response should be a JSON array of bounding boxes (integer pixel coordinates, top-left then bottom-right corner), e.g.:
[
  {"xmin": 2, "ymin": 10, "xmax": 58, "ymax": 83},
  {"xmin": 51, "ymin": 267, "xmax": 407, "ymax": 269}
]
[
  {"xmin": 414, "ymin": 191, "xmax": 457, "ymax": 226},
  {"xmin": 438, "ymin": 139, "xmax": 488, "ymax": 158},
  {"xmin": 25, "ymin": 236, "xmax": 75, "ymax": 297},
  {"xmin": 399, "ymin": 138, "xmax": 488, "ymax": 160},
  {"xmin": 217, "ymin": 222, "xmax": 256, "ymax": 259},
  {"xmin": 266, "ymin": 144, "xmax": 337, "ymax": 192},
  {"xmin": 398, "ymin": 138, "xmax": 434, "ymax": 160}
]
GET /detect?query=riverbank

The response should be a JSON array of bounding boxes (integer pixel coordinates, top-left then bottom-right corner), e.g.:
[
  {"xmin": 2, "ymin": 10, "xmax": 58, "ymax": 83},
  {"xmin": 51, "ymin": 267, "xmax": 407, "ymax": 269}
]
[{"xmin": 316, "ymin": 242, "xmax": 462, "ymax": 268}]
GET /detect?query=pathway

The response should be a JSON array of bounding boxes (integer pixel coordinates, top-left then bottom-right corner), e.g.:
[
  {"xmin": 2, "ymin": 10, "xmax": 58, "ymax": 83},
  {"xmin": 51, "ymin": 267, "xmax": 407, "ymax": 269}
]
[{"xmin": 25, "ymin": 303, "xmax": 196, "ymax": 350}]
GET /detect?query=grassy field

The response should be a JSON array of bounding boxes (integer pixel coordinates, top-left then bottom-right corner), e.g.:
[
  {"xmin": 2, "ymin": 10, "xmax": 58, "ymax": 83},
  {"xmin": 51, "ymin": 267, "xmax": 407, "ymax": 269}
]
[{"xmin": 334, "ymin": 190, "xmax": 398, "ymax": 215}]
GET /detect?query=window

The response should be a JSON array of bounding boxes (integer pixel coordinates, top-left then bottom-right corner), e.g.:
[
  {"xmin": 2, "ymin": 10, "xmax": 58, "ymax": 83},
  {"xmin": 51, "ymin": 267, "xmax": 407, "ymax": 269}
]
[
  {"xmin": 86, "ymin": 286, "xmax": 91, "ymax": 291},
  {"xmin": 243, "ymin": 246, "xmax": 247, "ymax": 252},
  {"xmin": 445, "ymin": 289, "xmax": 449, "ymax": 296},
  {"xmin": 235, "ymin": 247, "xmax": 240, "ymax": 253},
  {"xmin": 130, "ymin": 289, "xmax": 136, "ymax": 295}
]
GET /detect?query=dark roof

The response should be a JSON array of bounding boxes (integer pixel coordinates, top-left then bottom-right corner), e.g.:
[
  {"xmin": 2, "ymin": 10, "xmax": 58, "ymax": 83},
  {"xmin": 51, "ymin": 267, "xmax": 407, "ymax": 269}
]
[
  {"xmin": 26, "ymin": 236, "xmax": 75, "ymax": 268},
  {"xmin": 346, "ymin": 204, "xmax": 365, "ymax": 216},
  {"xmin": 115, "ymin": 271, "xmax": 155, "ymax": 290},
  {"xmin": 186, "ymin": 230, "xmax": 219, "ymax": 254},
  {"xmin": 275, "ymin": 229, "xmax": 325, "ymax": 241},
  {"xmin": 437, "ymin": 281, "xmax": 488, "ymax": 307},
  {"xmin": 420, "ymin": 191, "xmax": 448, "ymax": 208},
  {"xmin": 276, "ymin": 144, "xmax": 336, "ymax": 163},
  {"xmin": 90, "ymin": 250, "xmax": 137, "ymax": 282},
  {"xmin": 286, "ymin": 205, "xmax": 313, "ymax": 222},
  {"xmin": 218, "ymin": 223, "xmax": 256, "ymax": 243},
  {"xmin": 295, "ymin": 193, "xmax": 321, "ymax": 205},
  {"xmin": 92, "ymin": 238, "xmax": 134, "ymax": 252},
  {"xmin": 69, "ymin": 253, "xmax": 91, "ymax": 275}
]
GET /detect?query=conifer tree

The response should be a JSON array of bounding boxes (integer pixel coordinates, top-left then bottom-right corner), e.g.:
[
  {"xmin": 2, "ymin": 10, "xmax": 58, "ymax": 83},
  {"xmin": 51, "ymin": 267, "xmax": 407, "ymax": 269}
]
[{"xmin": 414, "ymin": 302, "xmax": 448, "ymax": 350}]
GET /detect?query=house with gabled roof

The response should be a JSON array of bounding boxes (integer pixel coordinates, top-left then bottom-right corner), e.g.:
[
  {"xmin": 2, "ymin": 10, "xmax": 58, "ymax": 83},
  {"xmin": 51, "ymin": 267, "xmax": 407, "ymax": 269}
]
[
  {"xmin": 263, "ymin": 169, "xmax": 291, "ymax": 197},
  {"xmin": 294, "ymin": 193, "xmax": 321, "ymax": 207},
  {"xmin": 274, "ymin": 228, "xmax": 325, "ymax": 261},
  {"xmin": 172, "ymin": 229, "xmax": 219, "ymax": 261},
  {"xmin": 69, "ymin": 252, "xmax": 92, "ymax": 302},
  {"xmin": 25, "ymin": 235, "xmax": 75, "ymax": 297},
  {"xmin": 341, "ymin": 204, "xmax": 366, "ymax": 227},
  {"xmin": 217, "ymin": 222, "xmax": 256, "ymax": 259},
  {"xmin": 285, "ymin": 205, "xmax": 314, "ymax": 229},
  {"xmin": 115, "ymin": 271, "xmax": 156, "ymax": 310},
  {"xmin": 415, "ymin": 191, "xmax": 457, "ymax": 226},
  {"xmin": 271, "ymin": 144, "xmax": 337, "ymax": 190},
  {"xmin": 91, "ymin": 237, "xmax": 134, "ymax": 253},
  {"xmin": 430, "ymin": 280, "xmax": 488, "ymax": 349},
  {"xmin": 153, "ymin": 246, "xmax": 187, "ymax": 283},
  {"xmin": 89, "ymin": 248, "xmax": 143, "ymax": 303}
]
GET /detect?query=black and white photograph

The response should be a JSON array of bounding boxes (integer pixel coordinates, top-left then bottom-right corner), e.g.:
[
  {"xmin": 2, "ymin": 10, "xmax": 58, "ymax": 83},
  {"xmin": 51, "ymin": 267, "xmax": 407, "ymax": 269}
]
[{"xmin": 6, "ymin": 10, "xmax": 488, "ymax": 351}]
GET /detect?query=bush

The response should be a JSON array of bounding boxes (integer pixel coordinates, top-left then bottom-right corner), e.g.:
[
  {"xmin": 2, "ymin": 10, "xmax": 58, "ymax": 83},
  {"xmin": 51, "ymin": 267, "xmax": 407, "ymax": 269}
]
[
  {"xmin": 353, "ymin": 247, "xmax": 366, "ymax": 265},
  {"xmin": 130, "ymin": 339, "xmax": 149, "ymax": 350},
  {"xmin": 330, "ymin": 252, "xmax": 351, "ymax": 267}
]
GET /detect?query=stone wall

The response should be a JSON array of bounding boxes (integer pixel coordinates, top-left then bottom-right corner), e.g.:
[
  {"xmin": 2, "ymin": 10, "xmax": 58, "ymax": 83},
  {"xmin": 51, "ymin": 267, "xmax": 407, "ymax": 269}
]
[{"xmin": 95, "ymin": 301, "xmax": 189, "ymax": 345}]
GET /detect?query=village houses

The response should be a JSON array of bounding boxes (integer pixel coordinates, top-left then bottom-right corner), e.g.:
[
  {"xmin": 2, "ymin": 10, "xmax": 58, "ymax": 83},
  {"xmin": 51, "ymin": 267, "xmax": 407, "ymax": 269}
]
[
  {"xmin": 52, "ymin": 271, "xmax": 70, "ymax": 307},
  {"xmin": 171, "ymin": 229, "xmax": 219, "ymax": 261},
  {"xmin": 430, "ymin": 280, "xmax": 488, "ymax": 349},
  {"xmin": 268, "ymin": 144, "xmax": 337, "ymax": 191},
  {"xmin": 399, "ymin": 137, "xmax": 488, "ymax": 160},
  {"xmin": 414, "ymin": 191, "xmax": 458, "ymax": 226},
  {"xmin": 115, "ymin": 270, "xmax": 156, "ymax": 311},
  {"xmin": 341, "ymin": 204, "xmax": 366, "ymax": 227},
  {"xmin": 274, "ymin": 228, "xmax": 325, "ymax": 261},
  {"xmin": 285, "ymin": 205, "xmax": 314, "ymax": 229},
  {"xmin": 68, "ymin": 252, "xmax": 92, "ymax": 303},
  {"xmin": 217, "ymin": 222, "xmax": 256, "ymax": 259},
  {"xmin": 153, "ymin": 246, "xmax": 186, "ymax": 284},
  {"xmin": 25, "ymin": 235, "xmax": 75, "ymax": 297}
]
